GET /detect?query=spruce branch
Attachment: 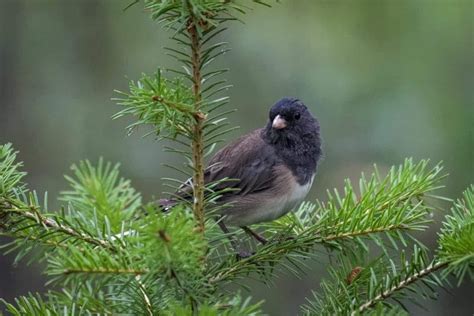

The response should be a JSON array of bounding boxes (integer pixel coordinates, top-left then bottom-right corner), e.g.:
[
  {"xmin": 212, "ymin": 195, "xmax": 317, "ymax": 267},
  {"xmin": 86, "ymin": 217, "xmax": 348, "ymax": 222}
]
[
  {"xmin": 437, "ymin": 185, "xmax": 474, "ymax": 285},
  {"xmin": 208, "ymin": 159, "xmax": 446, "ymax": 285},
  {"xmin": 354, "ymin": 261, "xmax": 448, "ymax": 315},
  {"xmin": 61, "ymin": 268, "xmax": 148, "ymax": 275},
  {"xmin": 0, "ymin": 143, "xmax": 214, "ymax": 312},
  {"xmin": 1, "ymin": 201, "xmax": 115, "ymax": 251},
  {"xmin": 45, "ymin": 242, "xmax": 144, "ymax": 285},
  {"xmin": 301, "ymin": 246, "xmax": 445, "ymax": 315},
  {"xmin": 113, "ymin": 71, "xmax": 195, "ymax": 138},
  {"xmin": 0, "ymin": 143, "xmax": 26, "ymax": 198},
  {"xmin": 1, "ymin": 293, "xmax": 62, "ymax": 316},
  {"xmin": 0, "ymin": 156, "xmax": 148, "ymax": 261},
  {"xmin": 59, "ymin": 158, "xmax": 142, "ymax": 232},
  {"xmin": 302, "ymin": 185, "xmax": 474, "ymax": 315}
]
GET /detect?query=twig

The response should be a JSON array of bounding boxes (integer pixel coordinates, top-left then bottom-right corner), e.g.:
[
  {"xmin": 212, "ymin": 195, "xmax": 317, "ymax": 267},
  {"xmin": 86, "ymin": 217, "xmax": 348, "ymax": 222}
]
[
  {"xmin": 135, "ymin": 275, "xmax": 154, "ymax": 316},
  {"xmin": 1, "ymin": 202, "xmax": 114, "ymax": 250},
  {"xmin": 63, "ymin": 268, "xmax": 148, "ymax": 275},
  {"xmin": 354, "ymin": 261, "xmax": 448, "ymax": 315},
  {"xmin": 151, "ymin": 95, "xmax": 198, "ymax": 117},
  {"xmin": 323, "ymin": 224, "xmax": 409, "ymax": 241}
]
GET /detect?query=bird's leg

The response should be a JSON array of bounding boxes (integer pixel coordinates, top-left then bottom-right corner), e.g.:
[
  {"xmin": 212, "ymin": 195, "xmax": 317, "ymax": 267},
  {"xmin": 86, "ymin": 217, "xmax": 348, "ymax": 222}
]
[
  {"xmin": 216, "ymin": 218, "xmax": 253, "ymax": 259},
  {"xmin": 241, "ymin": 226, "xmax": 268, "ymax": 245},
  {"xmin": 217, "ymin": 220, "xmax": 239, "ymax": 250}
]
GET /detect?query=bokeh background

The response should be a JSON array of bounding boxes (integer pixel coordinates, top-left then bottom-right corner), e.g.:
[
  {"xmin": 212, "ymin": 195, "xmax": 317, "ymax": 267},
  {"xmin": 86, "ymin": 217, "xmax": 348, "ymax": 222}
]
[{"xmin": 0, "ymin": 0, "xmax": 472, "ymax": 314}]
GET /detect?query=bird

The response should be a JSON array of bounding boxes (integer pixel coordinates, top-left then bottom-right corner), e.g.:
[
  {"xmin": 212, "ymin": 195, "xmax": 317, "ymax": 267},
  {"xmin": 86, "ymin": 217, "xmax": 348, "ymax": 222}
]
[{"xmin": 161, "ymin": 97, "xmax": 322, "ymax": 253}]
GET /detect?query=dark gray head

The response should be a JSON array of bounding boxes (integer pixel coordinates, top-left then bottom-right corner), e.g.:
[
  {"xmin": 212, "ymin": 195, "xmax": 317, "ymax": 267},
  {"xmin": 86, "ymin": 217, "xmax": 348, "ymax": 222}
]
[
  {"xmin": 263, "ymin": 97, "xmax": 322, "ymax": 183},
  {"xmin": 265, "ymin": 97, "xmax": 320, "ymax": 143}
]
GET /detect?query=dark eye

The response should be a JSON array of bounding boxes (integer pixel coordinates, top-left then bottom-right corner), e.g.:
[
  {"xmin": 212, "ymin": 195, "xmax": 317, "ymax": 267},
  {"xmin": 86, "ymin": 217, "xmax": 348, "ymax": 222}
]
[{"xmin": 294, "ymin": 112, "xmax": 301, "ymax": 120}]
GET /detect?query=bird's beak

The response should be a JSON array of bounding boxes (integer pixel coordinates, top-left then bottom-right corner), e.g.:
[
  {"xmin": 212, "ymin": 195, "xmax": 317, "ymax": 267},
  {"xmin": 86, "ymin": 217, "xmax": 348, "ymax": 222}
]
[{"xmin": 272, "ymin": 114, "xmax": 287, "ymax": 129}]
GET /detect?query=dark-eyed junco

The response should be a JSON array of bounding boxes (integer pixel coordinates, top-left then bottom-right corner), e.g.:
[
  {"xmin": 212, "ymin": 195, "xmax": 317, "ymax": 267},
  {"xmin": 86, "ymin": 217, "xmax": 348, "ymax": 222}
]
[{"xmin": 162, "ymin": 97, "xmax": 322, "ymax": 246}]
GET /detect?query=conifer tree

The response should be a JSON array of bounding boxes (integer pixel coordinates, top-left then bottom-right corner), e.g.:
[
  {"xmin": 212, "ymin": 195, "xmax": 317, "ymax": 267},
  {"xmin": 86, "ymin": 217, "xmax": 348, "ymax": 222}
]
[{"xmin": 0, "ymin": 1, "xmax": 472, "ymax": 314}]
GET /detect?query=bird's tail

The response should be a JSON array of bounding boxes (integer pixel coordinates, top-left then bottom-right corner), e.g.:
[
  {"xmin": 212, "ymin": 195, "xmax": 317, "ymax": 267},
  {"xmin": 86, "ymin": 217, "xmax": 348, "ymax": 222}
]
[{"xmin": 158, "ymin": 198, "xmax": 180, "ymax": 212}]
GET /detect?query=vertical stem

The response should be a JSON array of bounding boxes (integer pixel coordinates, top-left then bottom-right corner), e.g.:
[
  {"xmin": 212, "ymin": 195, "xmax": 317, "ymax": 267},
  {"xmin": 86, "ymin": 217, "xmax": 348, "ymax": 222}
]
[{"xmin": 187, "ymin": 7, "xmax": 206, "ymax": 233}]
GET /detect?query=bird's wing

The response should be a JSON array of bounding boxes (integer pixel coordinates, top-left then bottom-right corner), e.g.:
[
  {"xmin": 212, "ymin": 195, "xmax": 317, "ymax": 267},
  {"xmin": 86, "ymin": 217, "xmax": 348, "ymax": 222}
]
[
  {"xmin": 172, "ymin": 129, "xmax": 279, "ymax": 201},
  {"xmin": 205, "ymin": 128, "xmax": 278, "ymax": 197}
]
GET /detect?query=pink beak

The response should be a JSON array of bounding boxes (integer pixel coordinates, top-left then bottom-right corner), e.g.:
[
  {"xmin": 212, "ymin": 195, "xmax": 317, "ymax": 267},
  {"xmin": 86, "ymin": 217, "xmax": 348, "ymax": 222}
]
[{"xmin": 272, "ymin": 114, "xmax": 287, "ymax": 129}]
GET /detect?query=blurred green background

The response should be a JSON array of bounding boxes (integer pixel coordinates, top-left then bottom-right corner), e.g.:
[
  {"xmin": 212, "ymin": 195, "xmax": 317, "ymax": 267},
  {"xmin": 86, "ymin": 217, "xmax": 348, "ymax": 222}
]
[{"xmin": 0, "ymin": 0, "xmax": 472, "ymax": 314}]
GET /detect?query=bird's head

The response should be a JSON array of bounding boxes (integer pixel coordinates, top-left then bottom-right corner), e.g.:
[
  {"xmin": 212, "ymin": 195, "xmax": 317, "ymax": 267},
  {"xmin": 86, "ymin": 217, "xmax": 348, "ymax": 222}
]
[{"xmin": 265, "ymin": 97, "xmax": 320, "ymax": 144}]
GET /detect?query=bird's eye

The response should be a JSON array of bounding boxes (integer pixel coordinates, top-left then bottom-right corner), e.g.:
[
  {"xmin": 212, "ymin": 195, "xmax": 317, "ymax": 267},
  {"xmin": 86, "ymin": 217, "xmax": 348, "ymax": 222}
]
[{"xmin": 294, "ymin": 112, "xmax": 301, "ymax": 120}]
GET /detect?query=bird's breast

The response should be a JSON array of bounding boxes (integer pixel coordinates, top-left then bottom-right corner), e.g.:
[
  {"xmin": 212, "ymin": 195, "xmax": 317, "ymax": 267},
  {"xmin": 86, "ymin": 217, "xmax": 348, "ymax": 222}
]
[{"xmin": 287, "ymin": 174, "xmax": 314, "ymax": 204}]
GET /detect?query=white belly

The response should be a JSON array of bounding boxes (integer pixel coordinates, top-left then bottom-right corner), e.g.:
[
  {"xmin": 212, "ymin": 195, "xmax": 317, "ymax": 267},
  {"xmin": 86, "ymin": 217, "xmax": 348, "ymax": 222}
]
[{"xmin": 225, "ymin": 176, "xmax": 314, "ymax": 227}]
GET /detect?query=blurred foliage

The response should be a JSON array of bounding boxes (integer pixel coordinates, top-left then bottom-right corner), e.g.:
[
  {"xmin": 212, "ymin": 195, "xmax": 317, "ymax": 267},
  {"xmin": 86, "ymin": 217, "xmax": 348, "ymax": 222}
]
[{"xmin": 0, "ymin": 0, "xmax": 472, "ymax": 315}]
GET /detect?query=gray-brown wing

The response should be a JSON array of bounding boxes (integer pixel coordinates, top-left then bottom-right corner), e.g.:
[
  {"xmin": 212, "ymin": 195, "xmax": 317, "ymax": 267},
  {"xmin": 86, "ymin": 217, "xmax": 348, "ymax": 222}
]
[
  {"xmin": 205, "ymin": 129, "xmax": 279, "ymax": 198},
  {"xmin": 171, "ymin": 129, "xmax": 279, "ymax": 201}
]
